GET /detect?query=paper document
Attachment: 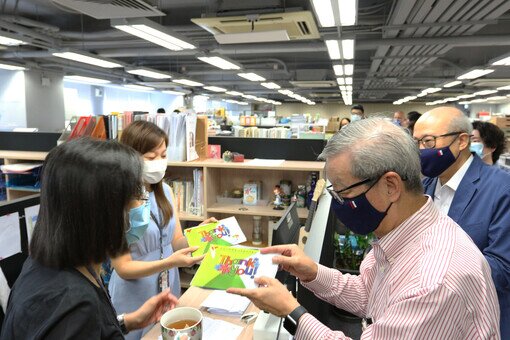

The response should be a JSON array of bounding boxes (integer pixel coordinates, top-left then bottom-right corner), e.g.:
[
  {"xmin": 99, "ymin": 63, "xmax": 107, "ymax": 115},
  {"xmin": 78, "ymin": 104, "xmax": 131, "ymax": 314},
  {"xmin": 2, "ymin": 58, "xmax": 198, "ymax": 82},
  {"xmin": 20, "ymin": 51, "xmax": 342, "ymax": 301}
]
[
  {"xmin": 0, "ymin": 163, "xmax": 43, "ymax": 174},
  {"xmin": 24, "ymin": 204, "xmax": 40, "ymax": 244},
  {"xmin": 0, "ymin": 212, "xmax": 21, "ymax": 260},
  {"xmin": 201, "ymin": 290, "xmax": 251, "ymax": 316},
  {"xmin": 247, "ymin": 159, "xmax": 285, "ymax": 166}
]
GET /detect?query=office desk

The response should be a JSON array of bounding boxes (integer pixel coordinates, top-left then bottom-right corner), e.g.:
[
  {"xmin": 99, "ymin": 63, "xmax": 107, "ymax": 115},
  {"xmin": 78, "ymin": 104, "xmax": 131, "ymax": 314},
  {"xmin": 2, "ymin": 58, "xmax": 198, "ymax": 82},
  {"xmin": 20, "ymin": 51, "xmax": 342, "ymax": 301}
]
[{"xmin": 142, "ymin": 286, "xmax": 259, "ymax": 340}]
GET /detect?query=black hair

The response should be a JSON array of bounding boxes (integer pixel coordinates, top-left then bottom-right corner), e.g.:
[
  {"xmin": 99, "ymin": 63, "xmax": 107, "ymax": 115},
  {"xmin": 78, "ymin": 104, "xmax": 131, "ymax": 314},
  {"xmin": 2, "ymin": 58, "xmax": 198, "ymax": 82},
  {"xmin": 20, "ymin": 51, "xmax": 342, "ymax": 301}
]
[
  {"xmin": 30, "ymin": 138, "xmax": 143, "ymax": 269},
  {"xmin": 472, "ymin": 121, "xmax": 506, "ymax": 164},
  {"xmin": 351, "ymin": 105, "xmax": 364, "ymax": 113},
  {"xmin": 407, "ymin": 111, "xmax": 421, "ymax": 134},
  {"xmin": 157, "ymin": 108, "xmax": 166, "ymax": 113}
]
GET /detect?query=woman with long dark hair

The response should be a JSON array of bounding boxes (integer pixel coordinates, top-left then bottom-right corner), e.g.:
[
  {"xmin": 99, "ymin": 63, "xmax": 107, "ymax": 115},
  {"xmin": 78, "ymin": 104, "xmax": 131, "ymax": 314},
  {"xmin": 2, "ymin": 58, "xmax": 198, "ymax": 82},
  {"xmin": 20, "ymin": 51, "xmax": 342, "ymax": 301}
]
[{"xmin": 1, "ymin": 138, "xmax": 177, "ymax": 339}]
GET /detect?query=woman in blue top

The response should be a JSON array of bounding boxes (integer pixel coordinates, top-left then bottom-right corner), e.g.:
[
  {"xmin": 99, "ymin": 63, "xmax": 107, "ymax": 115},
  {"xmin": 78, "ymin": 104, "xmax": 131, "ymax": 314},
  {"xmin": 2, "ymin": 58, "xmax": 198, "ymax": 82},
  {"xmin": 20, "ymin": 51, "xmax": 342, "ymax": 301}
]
[{"xmin": 108, "ymin": 121, "xmax": 214, "ymax": 340}]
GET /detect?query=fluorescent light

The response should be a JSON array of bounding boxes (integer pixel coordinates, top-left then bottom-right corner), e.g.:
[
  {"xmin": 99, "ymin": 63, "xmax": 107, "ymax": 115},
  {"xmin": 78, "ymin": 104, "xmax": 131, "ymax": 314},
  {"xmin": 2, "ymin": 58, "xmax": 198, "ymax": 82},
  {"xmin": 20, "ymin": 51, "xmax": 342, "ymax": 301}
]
[
  {"xmin": 474, "ymin": 89, "xmax": 498, "ymax": 96},
  {"xmin": 456, "ymin": 94, "xmax": 476, "ymax": 99},
  {"xmin": 224, "ymin": 99, "xmax": 239, "ymax": 104},
  {"xmin": 325, "ymin": 40, "xmax": 341, "ymax": 60},
  {"xmin": 197, "ymin": 55, "xmax": 241, "ymax": 70},
  {"xmin": 497, "ymin": 85, "xmax": 510, "ymax": 91},
  {"xmin": 173, "ymin": 78, "xmax": 203, "ymax": 87},
  {"xmin": 471, "ymin": 98, "xmax": 487, "ymax": 103},
  {"xmin": 203, "ymin": 86, "xmax": 227, "ymax": 92},
  {"xmin": 237, "ymin": 72, "xmax": 266, "ymax": 82},
  {"xmin": 443, "ymin": 80, "xmax": 462, "ymax": 88},
  {"xmin": 112, "ymin": 18, "xmax": 195, "ymax": 51},
  {"xmin": 337, "ymin": 78, "xmax": 345, "ymax": 85},
  {"xmin": 261, "ymin": 82, "xmax": 281, "ymax": 89},
  {"xmin": 344, "ymin": 64, "xmax": 354, "ymax": 76},
  {"xmin": 346, "ymin": 85, "xmax": 353, "ymax": 91},
  {"xmin": 53, "ymin": 51, "xmax": 122, "ymax": 68},
  {"xmin": 226, "ymin": 91, "xmax": 243, "ymax": 96},
  {"xmin": 127, "ymin": 68, "xmax": 171, "ymax": 79},
  {"xmin": 492, "ymin": 56, "xmax": 510, "ymax": 66},
  {"xmin": 242, "ymin": 94, "xmax": 257, "ymax": 100},
  {"xmin": 339, "ymin": 85, "xmax": 347, "ymax": 91},
  {"xmin": 237, "ymin": 101, "xmax": 249, "ymax": 105},
  {"xmin": 163, "ymin": 90, "xmax": 185, "ymax": 96},
  {"xmin": 333, "ymin": 65, "xmax": 344, "ymax": 76},
  {"xmin": 424, "ymin": 87, "xmax": 441, "ymax": 94},
  {"xmin": 311, "ymin": 0, "xmax": 335, "ymax": 27},
  {"xmin": 278, "ymin": 89, "xmax": 294, "ymax": 95},
  {"xmin": 339, "ymin": 0, "xmax": 357, "ymax": 26},
  {"xmin": 417, "ymin": 92, "xmax": 427, "ymax": 97},
  {"xmin": 345, "ymin": 77, "xmax": 353, "ymax": 85},
  {"xmin": 0, "ymin": 63, "xmax": 26, "ymax": 71},
  {"xmin": 123, "ymin": 84, "xmax": 154, "ymax": 91},
  {"xmin": 0, "ymin": 35, "xmax": 26, "ymax": 46},
  {"xmin": 487, "ymin": 96, "xmax": 507, "ymax": 101},
  {"xmin": 393, "ymin": 101, "xmax": 402, "ymax": 105},
  {"xmin": 342, "ymin": 39, "xmax": 355, "ymax": 60},
  {"xmin": 457, "ymin": 69, "xmax": 494, "ymax": 80},
  {"xmin": 64, "ymin": 75, "xmax": 110, "ymax": 84}
]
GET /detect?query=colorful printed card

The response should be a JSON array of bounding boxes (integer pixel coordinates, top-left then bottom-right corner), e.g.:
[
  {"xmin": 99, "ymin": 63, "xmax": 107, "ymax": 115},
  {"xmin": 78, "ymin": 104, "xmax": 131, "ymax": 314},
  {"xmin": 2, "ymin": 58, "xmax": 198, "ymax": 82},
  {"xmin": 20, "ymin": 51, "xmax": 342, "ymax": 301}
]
[
  {"xmin": 190, "ymin": 245, "xmax": 278, "ymax": 290},
  {"xmin": 184, "ymin": 216, "xmax": 246, "ymax": 257}
]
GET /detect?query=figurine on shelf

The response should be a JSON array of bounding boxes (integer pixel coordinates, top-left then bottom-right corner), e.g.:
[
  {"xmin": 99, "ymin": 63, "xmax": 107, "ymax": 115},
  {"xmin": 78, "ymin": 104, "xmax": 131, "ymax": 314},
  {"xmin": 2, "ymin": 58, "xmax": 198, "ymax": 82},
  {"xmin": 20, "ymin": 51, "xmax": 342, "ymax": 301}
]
[{"xmin": 273, "ymin": 185, "xmax": 284, "ymax": 210}]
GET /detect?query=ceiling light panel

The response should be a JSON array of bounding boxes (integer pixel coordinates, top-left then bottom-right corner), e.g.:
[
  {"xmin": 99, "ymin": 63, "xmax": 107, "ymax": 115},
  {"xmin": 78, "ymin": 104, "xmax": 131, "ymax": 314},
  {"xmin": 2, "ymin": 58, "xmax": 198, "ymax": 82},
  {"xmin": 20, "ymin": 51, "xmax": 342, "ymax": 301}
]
[
  {"xmin": 173, "ymin": 78, "xmax": 204, "ymax": 87},
  {"xmin": 325, "ymin": 40, "xmax": 341, "ymax": 60},
  {"xmin": 203, "ymin": 86, "xmax": 227, "ymax": 92},
  {"xmin": 112, "ymin": 18, "xmax": 195, "ymax": 51},
  {"xmin": 443, "ymin": 80, "xmax": 462, "ymax": 88},
  {"xmin": 261, "ymin": 82, "xmax": 281, "ymax": 89},
  {"xmin": 197, "ymin": 55, "xmax": 241, "ymax": 70},
  {"xmin": 311, "ymin": 0, "xmax": 335, "ymax": 27},
  {"xmin": 497, "ymin": 85, "xmax": 510, "ymax": 91},
  {"xmin": 0, "ymin": 63, "xmax": 26, "ymax": 71},
  {"xmin": 64, "ymin": 75, "xmax": 110, "ymax": 84},
  {"xmin": 492, "ymin": 56, "xmax": 510, "ymax": 66},
  {"xmin": 339, "ymin": 0, "xmax": 357, "ymax": 26},
  {"xmin": 163, "ymin": 90, "xmax": 186, "ymax": 96},
  {"xmin": 127, "ymin": 68, "xmax": 171, "ymax": 79},
  {"xmin": 474, "ymin": 89, "xmax": 498, "ymax": 96},
  {"xmin": 0, "ymin": 35, "xmax": 26, "ymax": 46},
  {"xmin": 226, "ymin": 91, "xmax": 243, "ymax": 96},
  {"xmin": 341, "ymin": 40, "xmax": 355, "ymax": 60},
  {"xmin": 53, "ymin": 51, "xmax": 122, "ymax": 68},
  {"xmin": 123, "ymin": 84, "xmax": 154, "ymax": 91},
  {"xmin": 237, "ymin": 72, "xmax": 266, "ymax": 82},
  {"xmin": 457, "ymin": 69, "xmax": 494, "ymax": 80}
]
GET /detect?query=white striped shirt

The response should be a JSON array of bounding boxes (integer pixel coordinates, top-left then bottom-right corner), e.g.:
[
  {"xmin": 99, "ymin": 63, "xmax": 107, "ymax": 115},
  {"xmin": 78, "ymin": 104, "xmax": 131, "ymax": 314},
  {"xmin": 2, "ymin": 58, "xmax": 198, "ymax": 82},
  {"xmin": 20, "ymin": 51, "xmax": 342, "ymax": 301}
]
[{"xmin": 296, "ymin": 196, "xmax": 500, "ymax": 339}]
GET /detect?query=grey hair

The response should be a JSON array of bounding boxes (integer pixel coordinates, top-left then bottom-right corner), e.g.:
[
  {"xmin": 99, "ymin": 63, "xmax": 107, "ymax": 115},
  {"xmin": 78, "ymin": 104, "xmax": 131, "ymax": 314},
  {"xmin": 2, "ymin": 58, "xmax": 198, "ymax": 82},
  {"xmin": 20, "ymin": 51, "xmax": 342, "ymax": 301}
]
[
  {"xmin": 448, "ymin": 113, "xmax": 473, "ymax": 135},
  {"xmin": 319, "ymin": 117, "xmax": 423, "ymax": 194}
]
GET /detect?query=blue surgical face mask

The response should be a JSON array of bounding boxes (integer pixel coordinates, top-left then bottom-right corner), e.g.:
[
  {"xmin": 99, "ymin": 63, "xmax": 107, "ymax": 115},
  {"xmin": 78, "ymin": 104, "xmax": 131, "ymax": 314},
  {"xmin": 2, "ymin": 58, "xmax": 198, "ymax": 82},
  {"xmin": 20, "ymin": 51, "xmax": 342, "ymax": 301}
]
[
  {"xmin": 469, "ymin": 142, "xmax": 484, "ymax": 157},
  {"xmin": 351, "ymin": 114, "xmax": 362, "ymax": 122},
  {"xmin": 419, "ymin": 135, "xmax": 460, "ymax": 178},
  {"xmin": 392, "ymin": 119, "xmax": 401, "ymax": 126},
  {"xmin": 330, "ymin": 179, "xmax": 392, "ymax": 235},
  {"xmin": 126, "ymin": 200, "xmax": 151, "ymax": 245}
]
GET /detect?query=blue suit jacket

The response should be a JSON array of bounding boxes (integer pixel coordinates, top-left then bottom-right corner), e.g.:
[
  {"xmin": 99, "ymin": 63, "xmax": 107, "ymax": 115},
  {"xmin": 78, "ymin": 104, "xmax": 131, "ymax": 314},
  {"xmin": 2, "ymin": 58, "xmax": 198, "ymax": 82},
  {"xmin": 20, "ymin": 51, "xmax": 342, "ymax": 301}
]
[{"xmin": 423, "ymin": 155, "xmax": 510, "ymax": 339}]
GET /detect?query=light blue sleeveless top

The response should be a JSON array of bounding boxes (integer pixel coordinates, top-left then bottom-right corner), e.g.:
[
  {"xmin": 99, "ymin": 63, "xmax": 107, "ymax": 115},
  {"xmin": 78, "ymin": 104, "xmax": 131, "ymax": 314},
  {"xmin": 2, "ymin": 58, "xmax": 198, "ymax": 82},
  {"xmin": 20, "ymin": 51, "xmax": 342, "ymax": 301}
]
[{"xmin": 109, "ymin": 183, "xmax": 180, "ymax": 340}]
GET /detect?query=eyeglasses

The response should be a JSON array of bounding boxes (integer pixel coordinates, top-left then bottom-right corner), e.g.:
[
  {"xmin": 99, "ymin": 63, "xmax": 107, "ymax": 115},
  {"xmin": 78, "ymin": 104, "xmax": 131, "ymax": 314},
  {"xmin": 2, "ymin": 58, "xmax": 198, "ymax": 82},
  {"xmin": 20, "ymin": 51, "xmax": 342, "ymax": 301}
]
[
  {"xmin": 414, "ymin": 131, "xmax": 462, "ymax": 149},
  {"xmin": 326, "ymin": 178, "xmax": 375, "ymax": 204}
]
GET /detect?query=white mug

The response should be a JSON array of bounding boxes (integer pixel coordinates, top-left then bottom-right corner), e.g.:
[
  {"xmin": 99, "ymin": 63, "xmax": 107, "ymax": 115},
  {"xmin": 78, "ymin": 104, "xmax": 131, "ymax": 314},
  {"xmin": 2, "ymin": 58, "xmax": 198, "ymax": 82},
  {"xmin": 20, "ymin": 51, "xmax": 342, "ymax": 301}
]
[{"xmin": 160, "ymin": 307, "xmax": 203, "ymax": 340}]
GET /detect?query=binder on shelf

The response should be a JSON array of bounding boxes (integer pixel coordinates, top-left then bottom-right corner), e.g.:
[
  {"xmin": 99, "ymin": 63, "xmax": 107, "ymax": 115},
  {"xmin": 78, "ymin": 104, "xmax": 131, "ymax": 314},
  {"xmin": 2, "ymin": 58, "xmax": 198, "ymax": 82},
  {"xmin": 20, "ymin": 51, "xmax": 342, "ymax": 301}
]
[
  {"xmin": 68, "ymin": 116, "xmax": 92, "ymax": 140},
  {"xmin": 91, "ymin": 116, "xmax": 107, "ymax": 140}
]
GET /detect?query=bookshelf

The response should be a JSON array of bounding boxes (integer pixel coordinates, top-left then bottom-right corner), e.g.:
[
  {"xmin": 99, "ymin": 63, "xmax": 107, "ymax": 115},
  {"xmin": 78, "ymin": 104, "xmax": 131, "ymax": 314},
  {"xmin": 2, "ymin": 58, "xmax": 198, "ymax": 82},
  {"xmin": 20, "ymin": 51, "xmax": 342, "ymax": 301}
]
[{"xmin": 0, "ymin": 151, "xmax": 46, "ymax": 201}]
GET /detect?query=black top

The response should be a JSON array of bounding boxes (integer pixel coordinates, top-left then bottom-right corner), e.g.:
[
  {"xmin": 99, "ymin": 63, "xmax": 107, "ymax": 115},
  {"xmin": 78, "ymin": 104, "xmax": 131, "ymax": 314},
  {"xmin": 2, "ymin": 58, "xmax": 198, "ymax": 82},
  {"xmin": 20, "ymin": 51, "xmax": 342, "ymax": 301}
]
[{"xmin": 0, "ymin": 258, "xmax": 123, "ymax": 340}]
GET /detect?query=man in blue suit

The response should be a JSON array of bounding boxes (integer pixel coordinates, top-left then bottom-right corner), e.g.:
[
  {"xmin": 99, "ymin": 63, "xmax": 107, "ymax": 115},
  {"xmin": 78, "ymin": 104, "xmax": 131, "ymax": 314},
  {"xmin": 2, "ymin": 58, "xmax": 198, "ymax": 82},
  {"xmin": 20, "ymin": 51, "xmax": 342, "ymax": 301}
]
[{"xmin": 414, "ymin": 107, "xmax": 510, "ymax": 339}]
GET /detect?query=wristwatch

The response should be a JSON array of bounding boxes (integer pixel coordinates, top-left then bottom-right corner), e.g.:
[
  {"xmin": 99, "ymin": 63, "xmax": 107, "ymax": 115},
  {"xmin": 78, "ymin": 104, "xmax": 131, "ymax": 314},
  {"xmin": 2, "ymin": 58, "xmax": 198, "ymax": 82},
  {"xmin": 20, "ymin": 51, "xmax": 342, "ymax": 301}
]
[
  {"xmin": 117, "ymin": 313, "xmax": 129, "ymax": 335},
  {"xmin": 283, "ymin": 305, "xmax": 308, "ymax": 336}
]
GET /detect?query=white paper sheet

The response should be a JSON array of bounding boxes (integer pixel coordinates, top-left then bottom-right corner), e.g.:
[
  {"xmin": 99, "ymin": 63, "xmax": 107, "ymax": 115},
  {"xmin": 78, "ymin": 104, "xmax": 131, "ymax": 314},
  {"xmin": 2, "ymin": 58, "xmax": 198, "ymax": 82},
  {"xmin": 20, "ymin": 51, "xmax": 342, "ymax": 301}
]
[
  {"xmin": 24, "ymin": 204, "xmax": 40, "ymax": 244},
  {"xmin": 0, "ymin": 212, "xmax": 21, "ymax": 260},
  {"xmin": 200, "ymin": 290, "xmax": 251, "ymax": 316},
  {"xmin": 247, "ymin": 159, "xmax": 285, "ymax": 166}
]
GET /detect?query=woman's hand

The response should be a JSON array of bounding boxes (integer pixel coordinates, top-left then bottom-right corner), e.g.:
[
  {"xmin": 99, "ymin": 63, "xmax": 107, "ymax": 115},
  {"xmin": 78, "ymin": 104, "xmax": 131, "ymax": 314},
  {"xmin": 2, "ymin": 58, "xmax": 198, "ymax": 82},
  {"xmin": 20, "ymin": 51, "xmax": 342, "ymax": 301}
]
[
  {"xmin": 199, "ymin": 217, "xmax": 218, "ymax": 226},
  {"xmin": 166, "ymin": 246, "xmax": 205, "ymax": 268},
  {"xmin": 124, "ymin": 289, "xmax": 178, "ymax": 331}
]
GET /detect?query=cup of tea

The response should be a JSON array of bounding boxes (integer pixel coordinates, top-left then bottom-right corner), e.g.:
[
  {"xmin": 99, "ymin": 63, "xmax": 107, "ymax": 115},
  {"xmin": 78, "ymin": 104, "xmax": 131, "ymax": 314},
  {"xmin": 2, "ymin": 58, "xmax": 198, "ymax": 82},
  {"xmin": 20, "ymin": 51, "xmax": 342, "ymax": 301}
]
[{"xmin": 160, "ymin": 307, "xmax": 203, "ymax": 340}]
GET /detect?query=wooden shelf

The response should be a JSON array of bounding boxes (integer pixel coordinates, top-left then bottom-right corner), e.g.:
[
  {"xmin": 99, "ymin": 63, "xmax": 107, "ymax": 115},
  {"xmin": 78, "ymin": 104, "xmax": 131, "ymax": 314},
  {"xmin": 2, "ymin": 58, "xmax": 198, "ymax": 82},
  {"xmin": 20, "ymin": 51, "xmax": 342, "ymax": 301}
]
[
  {"xmin": 168, "ymin": 158, "xmax": 324, "ymax": 172},
  {"xmin": 207, "ymin": 203, "xmax": 308, "ymax": 219},
  {"xmin": 0, "ymin": 151, "xmax": 47, "ymax": 161},
  {"xmin": 177, "ymin": 212, "xmax": 205, "ymax": 222},
  {"xmin": 6, "ymin": 187, "xmax": 41, "ymax": 193}
]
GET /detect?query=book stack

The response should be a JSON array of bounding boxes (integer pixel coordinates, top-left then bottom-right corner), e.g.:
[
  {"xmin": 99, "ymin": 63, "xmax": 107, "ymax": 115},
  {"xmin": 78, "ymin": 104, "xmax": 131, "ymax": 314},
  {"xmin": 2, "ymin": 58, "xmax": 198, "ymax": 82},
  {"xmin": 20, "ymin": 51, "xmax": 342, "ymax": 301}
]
[{"xmin": 167, "ymin": 168, "xmax": 203, "ymax": 216}]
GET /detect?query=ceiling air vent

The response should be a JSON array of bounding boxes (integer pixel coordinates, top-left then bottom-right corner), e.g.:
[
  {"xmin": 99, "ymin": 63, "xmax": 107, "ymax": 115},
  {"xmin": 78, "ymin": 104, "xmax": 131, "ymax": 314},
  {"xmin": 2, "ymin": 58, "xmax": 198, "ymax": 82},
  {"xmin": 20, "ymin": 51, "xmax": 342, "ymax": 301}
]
[
  {"xmin": 191, "ymin": 11, "xmax": 320, "ymax": 44},
  {"xmin": 51, "ymin": 0, "xmax": 164, "ymax": 19}
]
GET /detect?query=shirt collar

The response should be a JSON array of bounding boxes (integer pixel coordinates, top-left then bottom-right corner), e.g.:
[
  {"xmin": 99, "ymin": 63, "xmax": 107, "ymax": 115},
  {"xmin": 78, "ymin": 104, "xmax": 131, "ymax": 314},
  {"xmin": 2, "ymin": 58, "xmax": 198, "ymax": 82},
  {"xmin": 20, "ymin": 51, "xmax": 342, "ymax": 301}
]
[
  {"xmin": 440, "ymin": 155, "xmax": 473, "ymax": 191},
  {"xmin": 376, "ymin": 196, "xmax": 438, "ymax": 263}
]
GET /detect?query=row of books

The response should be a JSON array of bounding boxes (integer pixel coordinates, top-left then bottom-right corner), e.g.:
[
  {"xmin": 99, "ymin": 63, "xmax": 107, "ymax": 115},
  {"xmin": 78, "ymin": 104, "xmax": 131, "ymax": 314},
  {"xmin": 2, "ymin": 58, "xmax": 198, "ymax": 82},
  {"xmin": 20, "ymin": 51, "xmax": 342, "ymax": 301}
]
[{"xmin": 167, "ymin": 169, "xmax": 204, "ymax": 216}]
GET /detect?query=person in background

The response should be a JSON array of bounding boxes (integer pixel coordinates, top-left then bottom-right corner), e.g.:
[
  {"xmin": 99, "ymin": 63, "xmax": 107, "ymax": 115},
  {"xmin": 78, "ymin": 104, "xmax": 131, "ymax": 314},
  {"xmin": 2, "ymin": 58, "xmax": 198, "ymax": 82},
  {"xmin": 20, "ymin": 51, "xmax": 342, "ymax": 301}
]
[
  {"xmin": 108, "ymin": 121, "xmax": 216, "ymax": 340},
  {"xmin": 339, "ymin": 117, "xmax": 350, "ymax": 130},
  {"xmin": 405, "ymin": 111, "xmax": 421, "ymax": 135},
  {"xmin": 392, "ymin": 110, "xmax": 405, "ymax": 126},
  {"xmin": 471, "ymin": 121, "xmax": 507, "ymax": 166},
  {"xmin": 156, "ymin": 108, "xmax": 165, "ymax": 114},
  {"xmin": 228, "ymin": 118, "xmax": 500, "ymax": 339},
  {"xmin": 1, "ymin": 138, "xmax": 178, "ymax": 339},
  {"xmin": 350, "ymin": 104, "xmax": 365, "ymax": 122},
  {"xmin": 414, "ymin": 107, "xmax": 510, "ymax": 339}
]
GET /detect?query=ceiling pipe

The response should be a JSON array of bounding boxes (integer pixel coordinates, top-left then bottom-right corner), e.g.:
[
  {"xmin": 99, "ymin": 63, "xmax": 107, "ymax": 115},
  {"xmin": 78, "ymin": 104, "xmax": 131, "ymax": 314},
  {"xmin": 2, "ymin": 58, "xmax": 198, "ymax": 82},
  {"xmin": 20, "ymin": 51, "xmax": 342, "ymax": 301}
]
[
  {"xmin": 0, "ymin": 15, "xmax": 60, "ymax": 32},
  {"xmin": 0, "ymin": 20, "xmax": 59, "ymax": 45}
]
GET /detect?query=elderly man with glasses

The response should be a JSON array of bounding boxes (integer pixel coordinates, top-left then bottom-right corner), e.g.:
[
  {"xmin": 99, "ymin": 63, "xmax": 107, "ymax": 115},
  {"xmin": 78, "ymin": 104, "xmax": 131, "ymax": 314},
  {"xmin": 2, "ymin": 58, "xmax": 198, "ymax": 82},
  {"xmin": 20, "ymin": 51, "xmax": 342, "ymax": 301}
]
[
  {"xmin": 413, "ymin": 106, "xmax": 510, "ymax": 339},
  {"xmin": 228, "ymin": 117, "xmax": 500, "ymax": 339}
]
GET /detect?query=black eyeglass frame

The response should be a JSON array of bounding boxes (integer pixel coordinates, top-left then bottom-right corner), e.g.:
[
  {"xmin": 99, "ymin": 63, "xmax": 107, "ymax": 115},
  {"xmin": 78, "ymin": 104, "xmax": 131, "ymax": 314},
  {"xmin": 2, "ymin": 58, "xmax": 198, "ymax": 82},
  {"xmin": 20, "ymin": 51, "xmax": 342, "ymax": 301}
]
[{"xmin": 413, "ymin": 131, "xmax": 463, "ymax": 149}]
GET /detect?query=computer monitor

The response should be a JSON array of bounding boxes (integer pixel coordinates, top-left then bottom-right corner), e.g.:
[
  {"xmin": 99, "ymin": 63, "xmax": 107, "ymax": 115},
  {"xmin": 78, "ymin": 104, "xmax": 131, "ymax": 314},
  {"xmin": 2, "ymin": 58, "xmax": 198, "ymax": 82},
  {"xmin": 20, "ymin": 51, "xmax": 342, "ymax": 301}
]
[{"xmin": 271, "ymin": 202, "xmax": 301, "ymax": 285}]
